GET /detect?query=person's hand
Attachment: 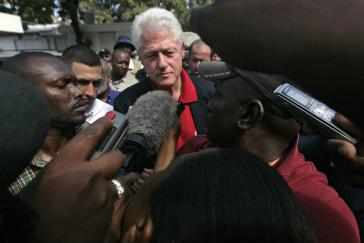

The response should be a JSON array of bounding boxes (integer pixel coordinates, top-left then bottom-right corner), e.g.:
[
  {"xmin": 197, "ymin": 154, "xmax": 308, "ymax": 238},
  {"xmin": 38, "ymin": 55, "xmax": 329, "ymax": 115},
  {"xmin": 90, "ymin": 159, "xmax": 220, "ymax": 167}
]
[
  {"xmin": 131, "ymin": 168, "xmax": 154, "ymax": 193},
  {"xmin": 108, "ymin": 169, "xmax": 155, "ymax": 243},
  {"xmin": 326, "ymin": 113, "xmax": 364, "ymax": 187},
  {"xmin": 154, "ymin": 118, "xmax": 181, "ymax": 172},
  {"xmin": 106, "ymin": 172, "xmax": 139, "ymax": 243},
  {"xmin": 19, "ymin": 118, "xmax": 130, "ymax": 243}
]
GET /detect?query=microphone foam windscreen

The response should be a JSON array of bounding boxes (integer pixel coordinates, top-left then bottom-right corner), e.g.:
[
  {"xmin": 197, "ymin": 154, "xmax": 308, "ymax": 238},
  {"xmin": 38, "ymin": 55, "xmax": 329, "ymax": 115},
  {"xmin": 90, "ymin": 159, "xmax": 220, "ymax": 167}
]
[{"xmin": 127, "ymin": 90, "xmax": 178, "ymax": 156}]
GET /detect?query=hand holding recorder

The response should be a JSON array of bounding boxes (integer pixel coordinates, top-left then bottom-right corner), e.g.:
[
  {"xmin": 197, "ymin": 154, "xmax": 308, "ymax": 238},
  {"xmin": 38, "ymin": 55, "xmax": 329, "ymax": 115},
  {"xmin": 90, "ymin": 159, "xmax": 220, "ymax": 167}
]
[
  {"xmin": 325, "ymin": 114, "xmax": 364, "ymax": 187},
  {"xmin": 19, "ymin": 118, "xmax": 137, "ymax": 243},
  {"xmin": 92, "ymin": 90, "xmax": 181, "ymax": 174}
]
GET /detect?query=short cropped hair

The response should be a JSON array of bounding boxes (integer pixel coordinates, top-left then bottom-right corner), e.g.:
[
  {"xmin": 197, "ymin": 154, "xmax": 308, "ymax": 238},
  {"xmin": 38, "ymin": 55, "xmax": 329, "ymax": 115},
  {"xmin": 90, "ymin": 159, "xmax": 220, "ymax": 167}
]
[
  {"xmin": 3, "ymin": 52, "xmax": 58, "ymax": 82},
  {"xmin": 188, "ymin": 39, "xmax": 204, "ymax": 57},
  {"xmin": 131, "ymin": 7, "xmax": 183, "ymax": 51},
  {"xmin": 150, "ymin": 149, "xmax": 316, "ymax": 243},
  {"xmin": 62, "ymin": 45, "xmax": 101, "ymax": 67},
  {"xmin": 112, "ymin": 48, "xmax": 131, "ymax": 60}
]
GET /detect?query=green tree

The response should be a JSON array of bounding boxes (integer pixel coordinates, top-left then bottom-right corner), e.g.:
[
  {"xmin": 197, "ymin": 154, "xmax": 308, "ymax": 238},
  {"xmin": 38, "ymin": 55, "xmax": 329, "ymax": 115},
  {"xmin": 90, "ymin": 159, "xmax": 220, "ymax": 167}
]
[
  {"xmin": 0, "ymin": 0, "xmax": 55, "ymax": 24},
  {"xmin": 0, "ymin": 0, "xmax": 85, "ymax": 44},
  {"xmin": 79, "ymin": 0, "xmax": 112, "ymax": 23},
  {"xmin": 0, "ymin": 0, "xmax": 212, "ymax": 43},
  {"xmin": 58, "ymin": 0, "xmax": 86, "ymax": 45},
  {"xmin": 188, "ymin": 0, "xmax": 213, "ymax": 9}
]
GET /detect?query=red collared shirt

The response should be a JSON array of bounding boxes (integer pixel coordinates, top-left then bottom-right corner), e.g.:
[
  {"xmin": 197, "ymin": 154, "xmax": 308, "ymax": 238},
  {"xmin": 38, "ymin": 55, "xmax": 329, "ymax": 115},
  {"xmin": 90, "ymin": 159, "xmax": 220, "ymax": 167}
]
[
  {"xmin": 149, "ymin": 69, "xmax": 198, "ymax": 151},
  {"xmin": 176, "ymin": 69, "xmax": 198, "ymax": 150},
  {"xmin": 178, "ymin": 134, "xmax": 360, "ymax": 243},
  {"xmin": 275, "ymin": 136, "xmax": 360, "ymax": 243}
]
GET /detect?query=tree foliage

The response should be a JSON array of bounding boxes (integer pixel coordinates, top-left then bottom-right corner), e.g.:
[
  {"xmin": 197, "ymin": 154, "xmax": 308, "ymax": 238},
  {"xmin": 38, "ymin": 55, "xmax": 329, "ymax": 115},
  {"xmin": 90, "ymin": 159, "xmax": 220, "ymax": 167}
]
[
  {"xmin": 78, "ymin": 0, "xmax": 189, "ymax": 23},
  {"xmin": 0, "ymin": 0, "xmax": 213, "ymax": 24},
  {"xmin": 187, "ymin": 0, "xmax": 213, "ymax": 9},
  {"xmin": 0, "ymin": 0, "xmax": 213, "ymax": 44},
  {"xmin": 0, "ymin": 0, "xmax": 55, "ymax": 24},
  {"xmin": 58, "ymin": 0, "xmax": 85, "ymax": 45}
]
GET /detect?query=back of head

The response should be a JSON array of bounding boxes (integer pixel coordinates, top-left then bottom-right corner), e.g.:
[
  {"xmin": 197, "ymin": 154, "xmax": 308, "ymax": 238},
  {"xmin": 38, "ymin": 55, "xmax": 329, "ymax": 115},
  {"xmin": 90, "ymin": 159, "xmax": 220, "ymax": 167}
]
[
  {"xmin": 62, "ymin": 45, "xmax": 101, "ymax": 67},
  {"xmin": 150, "ymin": 149, "xmax": 316, "ymax": 243},
  {"xmin": 131, "ymin": 7, "xmax": 183, "ymax": 51},
  {"xmin": 0, "ymin": 70, "xmax": 50, "ymax": 189}
]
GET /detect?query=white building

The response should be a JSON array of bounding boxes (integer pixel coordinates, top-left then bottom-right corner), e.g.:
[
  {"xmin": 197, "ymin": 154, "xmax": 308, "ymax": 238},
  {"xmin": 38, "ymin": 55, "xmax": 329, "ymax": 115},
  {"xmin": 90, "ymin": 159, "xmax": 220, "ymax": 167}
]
[{"xmin": 0, "ymin": 14, "xmax": 132, "ymax": 60}]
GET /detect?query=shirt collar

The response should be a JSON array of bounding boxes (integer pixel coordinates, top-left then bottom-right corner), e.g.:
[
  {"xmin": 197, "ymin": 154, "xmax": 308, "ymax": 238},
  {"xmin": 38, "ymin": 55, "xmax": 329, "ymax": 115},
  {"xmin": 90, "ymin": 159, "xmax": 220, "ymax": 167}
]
[
  {"xmin": 179, "ymin": 68, "xmax": 198, "ymax": 104},
  {"xmin": 272, "ymin": 135, "xmax": 300, "ymax": 176},
  {"xmin": 149, "ymin": 69, "xmax": 198, "ymax": 104},
  {"xmin": 30, "ymin": 156, "xmax": 48, "ymax": 168}
]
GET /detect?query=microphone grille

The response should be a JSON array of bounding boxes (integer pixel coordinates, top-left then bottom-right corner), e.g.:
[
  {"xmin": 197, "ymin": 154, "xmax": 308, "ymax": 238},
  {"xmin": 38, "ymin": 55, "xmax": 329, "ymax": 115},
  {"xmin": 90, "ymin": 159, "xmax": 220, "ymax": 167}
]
[{"xmin": 127, "ymin": 90, "xmax": 178, "ymax": 156}]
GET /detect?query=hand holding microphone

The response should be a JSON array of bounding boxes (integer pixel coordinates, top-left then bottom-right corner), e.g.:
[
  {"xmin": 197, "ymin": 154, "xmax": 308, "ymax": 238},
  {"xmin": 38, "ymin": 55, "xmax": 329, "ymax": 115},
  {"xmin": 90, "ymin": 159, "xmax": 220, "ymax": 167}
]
[
  {"xmin": 19, "ymin": 118, "xmax": 138, "ymax": 243},
  {"xmin": 121, "ymin": 90, "xmax": 180, "ymax": 173},
  {"xmin": 92, "ymin": 90, "xmax": 181, "ymax": 174}
]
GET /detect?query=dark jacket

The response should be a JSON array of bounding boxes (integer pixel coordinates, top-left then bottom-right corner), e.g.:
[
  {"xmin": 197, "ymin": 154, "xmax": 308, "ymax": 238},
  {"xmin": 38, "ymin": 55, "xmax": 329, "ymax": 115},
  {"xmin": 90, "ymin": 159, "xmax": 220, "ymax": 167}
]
[{"xmin": 114, "ymin": 72, "xmax": 216, "ymax": 135}]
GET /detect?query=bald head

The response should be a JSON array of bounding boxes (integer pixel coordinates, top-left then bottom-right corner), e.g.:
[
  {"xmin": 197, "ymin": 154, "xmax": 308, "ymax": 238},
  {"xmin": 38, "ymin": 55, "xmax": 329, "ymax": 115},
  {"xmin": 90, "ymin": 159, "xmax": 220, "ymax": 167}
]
[
  {"xmin": 3, "ymin": 52, "xmax": 74, "ymax": 86},
  {"xmin": 188, "ymin": 40, "xmax": 212, "ymax": 74},
  {"xmin": 3, "ymin": 52, "xmax": 86, "ymax": 128}
]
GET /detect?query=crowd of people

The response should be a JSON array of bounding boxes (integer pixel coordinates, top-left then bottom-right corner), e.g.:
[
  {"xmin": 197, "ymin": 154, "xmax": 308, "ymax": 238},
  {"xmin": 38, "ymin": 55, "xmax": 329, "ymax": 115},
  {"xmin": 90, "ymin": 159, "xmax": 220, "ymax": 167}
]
[{"xmin": 2, "ymin": 1, "xmax": 364, "ymax": 242}]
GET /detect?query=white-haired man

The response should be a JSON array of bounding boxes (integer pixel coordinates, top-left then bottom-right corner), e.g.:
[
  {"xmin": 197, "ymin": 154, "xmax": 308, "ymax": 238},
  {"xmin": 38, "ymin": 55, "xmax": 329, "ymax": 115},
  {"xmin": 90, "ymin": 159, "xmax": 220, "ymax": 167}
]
[{"xmin": 114, "ymin": 8, "xmax": 215, "ymax": 151}]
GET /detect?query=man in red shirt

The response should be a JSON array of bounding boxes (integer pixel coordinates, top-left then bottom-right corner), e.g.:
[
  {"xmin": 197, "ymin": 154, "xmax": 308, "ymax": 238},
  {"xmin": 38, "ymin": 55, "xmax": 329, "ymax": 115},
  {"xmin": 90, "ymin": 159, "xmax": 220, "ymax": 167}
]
[
  {"xmin": 113, "ymin": 7, "xmax": 215, "ymax": 151},
  {"xmin": 179, "ymin": 65, "xmax": 360, "ymax": 243}
]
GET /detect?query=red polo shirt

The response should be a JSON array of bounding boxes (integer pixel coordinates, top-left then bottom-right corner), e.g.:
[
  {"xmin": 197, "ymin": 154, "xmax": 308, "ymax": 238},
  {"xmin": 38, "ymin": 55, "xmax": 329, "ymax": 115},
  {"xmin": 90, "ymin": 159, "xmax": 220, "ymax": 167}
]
[
  {"xmin": 178, "ymin": 134, "xmax": 360, "ymax": 243},
  {"xmin": 275, "ymin": 136, "xmax": 360, "ymax": 243},
  {"xmin": 149, "ymin": 69, "xmax": 198, "ymax": 150},
  {"xmin": 176, "ymin": 69, "xmax": 198, "ymax": 150}
]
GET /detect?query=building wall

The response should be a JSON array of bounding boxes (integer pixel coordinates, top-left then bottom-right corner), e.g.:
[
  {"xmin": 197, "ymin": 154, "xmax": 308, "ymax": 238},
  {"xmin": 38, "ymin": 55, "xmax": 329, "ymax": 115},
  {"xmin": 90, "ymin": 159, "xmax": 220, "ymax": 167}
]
[
  {"xmin": 58, "ymin": 22, "xmax": 132, "ymax": 53},
  {"xmin": 0, "ymin": 22, "xmax": 133, "ymax": 58},
  {"xmin": 0, "ymin": 36, "xmax": 18, "ymax": 51}
]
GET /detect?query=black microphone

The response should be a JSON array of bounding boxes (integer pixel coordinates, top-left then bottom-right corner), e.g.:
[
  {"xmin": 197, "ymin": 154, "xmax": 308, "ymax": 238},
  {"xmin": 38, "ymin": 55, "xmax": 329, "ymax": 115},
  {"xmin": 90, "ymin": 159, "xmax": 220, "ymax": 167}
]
[{"xmin": 119, "ymin": 90, "xmax": 180, "ymax": 173}]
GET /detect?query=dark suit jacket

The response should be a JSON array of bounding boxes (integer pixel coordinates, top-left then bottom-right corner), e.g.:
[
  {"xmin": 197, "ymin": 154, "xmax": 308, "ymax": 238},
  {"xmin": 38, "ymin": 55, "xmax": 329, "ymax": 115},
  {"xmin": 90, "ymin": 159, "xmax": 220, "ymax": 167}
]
[{"xmin": 114, "ymin": 72, "xmax": 216, "ymax": 135}]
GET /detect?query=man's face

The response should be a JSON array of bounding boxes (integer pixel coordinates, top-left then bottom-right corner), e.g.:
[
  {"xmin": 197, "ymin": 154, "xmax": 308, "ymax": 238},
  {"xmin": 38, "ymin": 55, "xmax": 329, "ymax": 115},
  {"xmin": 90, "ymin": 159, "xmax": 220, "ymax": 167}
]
[
  {"xmin": 211, "ymin": 53, "xmax": 222, "ymax": 62},
  {"xmin": 71, "ymin": 62, "xmax": 102, "ymax": 106},
  {"xmin": 188, "ymin": 43, "xmax": 212, "ymax": 74},
  {"xmin": 112, "ymin": 51, "xmax": 130, "ymax": 79},
  {"xmin": 32, "ymin": 58, "xmax": 87, "ymax": 127},
  {"xmin": 207, "ymin": 80, "xmax": 243, "ymax": 147},
  {"xmin": 139, "ymin": 30, "xmax": 184, "ymax": 89},
  {"xmin": 103, "ymin": 53, "xmax": 112, "ymax": 63}
]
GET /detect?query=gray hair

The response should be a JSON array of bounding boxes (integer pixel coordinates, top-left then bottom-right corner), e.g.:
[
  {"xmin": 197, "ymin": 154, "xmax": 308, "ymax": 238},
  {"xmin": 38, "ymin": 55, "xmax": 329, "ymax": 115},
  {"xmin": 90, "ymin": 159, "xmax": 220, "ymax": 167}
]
[{"xmin": 131, "ymin": 7, "xmax": 183, "ymax": 52}]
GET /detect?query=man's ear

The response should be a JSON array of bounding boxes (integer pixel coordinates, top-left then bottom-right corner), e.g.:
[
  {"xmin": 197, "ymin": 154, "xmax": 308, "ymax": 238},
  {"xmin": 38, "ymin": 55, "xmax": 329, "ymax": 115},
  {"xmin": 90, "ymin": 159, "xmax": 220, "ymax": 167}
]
[{"xmin": 237, "ymin": 99, "xmax": 264, "ymax": 130}]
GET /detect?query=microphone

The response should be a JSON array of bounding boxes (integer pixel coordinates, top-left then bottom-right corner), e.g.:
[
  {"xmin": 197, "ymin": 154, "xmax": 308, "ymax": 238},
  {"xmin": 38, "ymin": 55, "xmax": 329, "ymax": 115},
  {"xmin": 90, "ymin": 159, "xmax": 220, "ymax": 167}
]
[{"xmin": 119, "ymin": 90, "xmax": 180, "ymax": 173}]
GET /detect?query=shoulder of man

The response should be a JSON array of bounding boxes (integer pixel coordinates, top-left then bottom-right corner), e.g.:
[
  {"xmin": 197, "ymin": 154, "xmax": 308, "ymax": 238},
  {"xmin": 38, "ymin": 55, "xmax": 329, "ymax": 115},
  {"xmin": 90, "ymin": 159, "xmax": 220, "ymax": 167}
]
[
  {"xmin": 277, "ymin": 141, "xmax": 360, "ymax": 243},
  {"xmin": 293, "ymin": 186, "xmax": 360, "ymax": 243},
  {"xmin": 190, "ymin": 75, "xmax": 216, "ymax": 100},
  {"xmin": 114, "ymin": 74, "xmax": 151, "ymax": 114}
]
